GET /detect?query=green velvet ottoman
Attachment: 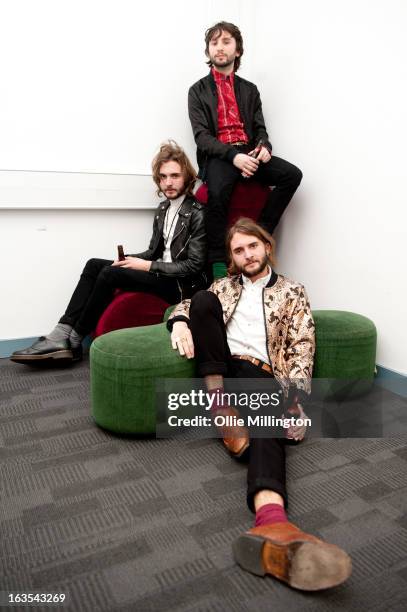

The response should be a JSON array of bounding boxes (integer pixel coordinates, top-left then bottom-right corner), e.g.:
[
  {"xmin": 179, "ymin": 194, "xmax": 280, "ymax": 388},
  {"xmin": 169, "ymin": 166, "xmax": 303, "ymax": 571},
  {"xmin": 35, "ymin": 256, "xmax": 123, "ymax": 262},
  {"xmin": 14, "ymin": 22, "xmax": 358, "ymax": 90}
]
[
  {"xmin": 164, "ymin": 307, "xmax": 377, "ymax": 377},
  {"xmin": 91, "ymin": 309, "xmax": 377, "ymax": 434},
  {"xmin": 313, "ymin": 310, "xmax": 377, "ymax": 397},
  {"xmin": 90, "ymin": 322, "xmax": 194, "ymax": 434}
]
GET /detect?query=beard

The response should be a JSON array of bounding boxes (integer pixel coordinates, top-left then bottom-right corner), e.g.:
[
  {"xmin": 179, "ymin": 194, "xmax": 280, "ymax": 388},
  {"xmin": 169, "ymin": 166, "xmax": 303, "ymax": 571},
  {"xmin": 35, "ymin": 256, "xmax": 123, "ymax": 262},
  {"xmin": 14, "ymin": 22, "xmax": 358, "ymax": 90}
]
[
  {"xmin": 238, "ymin": 253, "xmax": 269, "ymax": 278},
  {"xmin": 211, "ymin": 55, "xmax": 235, "ymax": 70},
  {"xmin": 163, "ymin": 186, "xmax": 185, "ymax": 200}
]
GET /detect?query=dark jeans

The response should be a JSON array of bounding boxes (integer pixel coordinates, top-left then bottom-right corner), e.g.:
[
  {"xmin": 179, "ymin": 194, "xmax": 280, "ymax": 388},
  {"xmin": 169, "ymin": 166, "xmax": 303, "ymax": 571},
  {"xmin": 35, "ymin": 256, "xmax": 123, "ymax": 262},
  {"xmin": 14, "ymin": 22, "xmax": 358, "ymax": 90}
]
[
  {"xmin": 59, "ymin": 258, "xmax": 181, "ymax": 336},
  {"xmin": 189, "ymin": 289, "xmax": 290, "ymax": 512},
  {"xmin": 205, "ymin": 149, "xmax": 302, "ymax": 262}
]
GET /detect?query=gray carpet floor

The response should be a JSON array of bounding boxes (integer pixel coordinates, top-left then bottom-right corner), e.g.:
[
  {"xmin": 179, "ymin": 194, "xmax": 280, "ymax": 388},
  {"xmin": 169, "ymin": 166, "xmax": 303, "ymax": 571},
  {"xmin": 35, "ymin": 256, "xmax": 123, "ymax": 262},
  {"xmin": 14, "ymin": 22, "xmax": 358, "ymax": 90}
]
[{"xmin": 1, "ymin": 356, "xmax": 407, "ymax": 612}]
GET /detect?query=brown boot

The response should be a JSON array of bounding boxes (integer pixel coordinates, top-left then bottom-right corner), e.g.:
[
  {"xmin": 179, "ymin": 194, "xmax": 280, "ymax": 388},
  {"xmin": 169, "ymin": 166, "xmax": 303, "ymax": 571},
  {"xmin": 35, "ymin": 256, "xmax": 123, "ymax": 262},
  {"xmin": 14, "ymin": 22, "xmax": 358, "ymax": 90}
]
[
  {"xmin": 214, "ymin": 407, "xmax": 249, "ymax": 458},
  {"xmin": 233, "ymin": 521, "xmax": 352, "ymax": 590}
]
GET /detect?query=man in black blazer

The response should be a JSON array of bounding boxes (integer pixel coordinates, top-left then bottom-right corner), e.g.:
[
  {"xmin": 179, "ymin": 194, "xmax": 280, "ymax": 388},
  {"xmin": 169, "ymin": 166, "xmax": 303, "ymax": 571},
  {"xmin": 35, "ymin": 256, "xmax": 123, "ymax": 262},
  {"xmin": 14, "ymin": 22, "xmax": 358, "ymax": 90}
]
[
  {"xmin": 189, "ymin": 21, "xmax": 302, "ymax": 278},
  {"xmin": 11, "ymin": 142, "xmax": 206, "ymax": 365}
]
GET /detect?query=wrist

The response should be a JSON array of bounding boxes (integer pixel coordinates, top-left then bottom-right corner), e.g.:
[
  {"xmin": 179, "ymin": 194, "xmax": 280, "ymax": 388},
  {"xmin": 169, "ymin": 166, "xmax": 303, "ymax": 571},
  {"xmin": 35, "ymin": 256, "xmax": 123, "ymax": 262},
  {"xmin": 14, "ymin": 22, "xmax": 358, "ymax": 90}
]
[
  {"xmin": 173, "ymin": 321, "xmax": 188, "ymax": 330},
  {"xmin": 229, "ymin": 149, "xmax": 240, "ymax": 165}
]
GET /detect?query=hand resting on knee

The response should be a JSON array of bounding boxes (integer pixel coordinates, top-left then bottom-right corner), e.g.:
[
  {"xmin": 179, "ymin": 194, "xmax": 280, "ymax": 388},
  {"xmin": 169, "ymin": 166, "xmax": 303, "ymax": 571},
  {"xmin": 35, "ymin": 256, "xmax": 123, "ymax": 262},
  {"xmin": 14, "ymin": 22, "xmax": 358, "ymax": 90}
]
[{"xmin": 171, "ymin": 321, "xmax": 195, "ymax": 359}]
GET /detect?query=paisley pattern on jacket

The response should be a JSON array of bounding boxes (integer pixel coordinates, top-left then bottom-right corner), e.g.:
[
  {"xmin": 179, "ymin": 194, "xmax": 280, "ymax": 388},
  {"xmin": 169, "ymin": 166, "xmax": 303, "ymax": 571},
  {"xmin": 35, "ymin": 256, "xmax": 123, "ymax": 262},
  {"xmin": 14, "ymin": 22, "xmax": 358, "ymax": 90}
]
[{"xmin": 168, "ymin": 274, "xmax": 315, "ymax": 394}]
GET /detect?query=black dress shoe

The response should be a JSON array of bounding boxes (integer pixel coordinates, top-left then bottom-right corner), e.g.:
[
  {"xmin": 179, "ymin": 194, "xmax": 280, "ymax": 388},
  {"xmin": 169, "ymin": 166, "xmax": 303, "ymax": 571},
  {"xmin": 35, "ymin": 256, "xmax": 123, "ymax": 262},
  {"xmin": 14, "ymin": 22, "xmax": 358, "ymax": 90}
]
[{"xmin": 10, "ymin": 337, "xmax": 77, "ymax": 364}]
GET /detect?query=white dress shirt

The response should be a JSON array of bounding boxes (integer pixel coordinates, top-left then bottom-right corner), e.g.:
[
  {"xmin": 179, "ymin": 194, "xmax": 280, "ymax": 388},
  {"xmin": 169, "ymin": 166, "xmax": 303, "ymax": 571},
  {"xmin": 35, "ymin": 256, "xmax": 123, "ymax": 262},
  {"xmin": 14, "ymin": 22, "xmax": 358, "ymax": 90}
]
[
  {"xmin": 160, "ymin": 194, "xmax": 186, "ymax": 263},
  {"xmin": 226, "ymin": 267, "xmax": 272, "ymax": 364}
]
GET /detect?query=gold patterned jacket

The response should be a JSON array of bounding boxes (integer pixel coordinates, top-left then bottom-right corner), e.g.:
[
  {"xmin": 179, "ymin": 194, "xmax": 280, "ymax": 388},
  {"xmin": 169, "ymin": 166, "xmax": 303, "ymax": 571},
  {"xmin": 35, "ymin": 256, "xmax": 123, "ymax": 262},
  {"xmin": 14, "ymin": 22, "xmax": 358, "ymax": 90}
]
[{"xmin": 168, "ymin": 271, "xmax": 315, "ymax": 395}]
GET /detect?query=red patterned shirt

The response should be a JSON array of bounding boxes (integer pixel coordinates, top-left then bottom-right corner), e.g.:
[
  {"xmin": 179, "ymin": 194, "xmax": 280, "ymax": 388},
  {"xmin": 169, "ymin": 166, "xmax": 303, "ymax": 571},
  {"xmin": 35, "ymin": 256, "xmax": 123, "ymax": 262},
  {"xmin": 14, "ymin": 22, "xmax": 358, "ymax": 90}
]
[{"xmin": 212, "ymin": 68, "xmax": 249, "ymax": 145}]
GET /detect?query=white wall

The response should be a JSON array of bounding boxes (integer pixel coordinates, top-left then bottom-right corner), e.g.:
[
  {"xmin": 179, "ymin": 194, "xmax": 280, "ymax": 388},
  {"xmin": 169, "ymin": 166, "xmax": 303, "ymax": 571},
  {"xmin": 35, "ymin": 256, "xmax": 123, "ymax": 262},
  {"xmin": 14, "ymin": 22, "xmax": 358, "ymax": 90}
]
[
  {"xmin": 1, "ymin": 0, "xmax": 406, "ymax": 374},
  {"xmin": 0, "ymin": 206, "xmax": 154, "ymax": 339},
  {"xmin": 0, "ymin": 0, "xmax": 205, "ymax": 173},
  {"xmin": 0, "ymin": 0, "xmax": 246, "ymax": 337},
  {"xmin": 250, "ymin": 0, "xmax": 407, "ymax": 375}
]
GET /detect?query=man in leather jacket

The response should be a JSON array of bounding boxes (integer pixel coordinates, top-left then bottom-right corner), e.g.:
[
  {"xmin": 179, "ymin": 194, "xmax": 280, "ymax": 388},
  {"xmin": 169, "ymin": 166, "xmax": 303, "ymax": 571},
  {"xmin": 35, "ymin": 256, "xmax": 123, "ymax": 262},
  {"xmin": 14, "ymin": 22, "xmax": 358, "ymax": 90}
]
[
  {"xmin": 11, "ymin": 142, "xmax": 206, "ymax": 365},
  {"xmin": 189, "ymin": 21, "xmax": 303, "ymax": 277}
]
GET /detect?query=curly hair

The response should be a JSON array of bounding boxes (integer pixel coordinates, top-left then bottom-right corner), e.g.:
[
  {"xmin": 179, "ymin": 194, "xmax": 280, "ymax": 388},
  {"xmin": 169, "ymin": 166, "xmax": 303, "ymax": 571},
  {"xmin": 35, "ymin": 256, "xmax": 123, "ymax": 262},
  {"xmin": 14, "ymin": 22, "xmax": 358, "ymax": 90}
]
[
  {"xmin": 226, "ymin": 217, "xmax": 276, "ymax": 275},
  {"xmin": 205, "ymin": 21, "xmax": 244, "ymax": 72},
  {"xmin": 152, "ymin": 141, "xmax": 197, "ymax": 197}
]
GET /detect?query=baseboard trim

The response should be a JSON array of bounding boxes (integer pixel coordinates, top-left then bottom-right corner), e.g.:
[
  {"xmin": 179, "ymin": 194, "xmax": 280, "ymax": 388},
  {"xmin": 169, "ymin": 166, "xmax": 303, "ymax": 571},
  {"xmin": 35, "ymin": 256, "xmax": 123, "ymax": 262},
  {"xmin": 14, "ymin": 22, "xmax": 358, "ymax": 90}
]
[
  {"xmin": 375, "ymin": 365, "xmax": 407, "ymax": 398},
  {"xmin": 0, "ymin": 337, "xmax": 39, "ymax": 358}
]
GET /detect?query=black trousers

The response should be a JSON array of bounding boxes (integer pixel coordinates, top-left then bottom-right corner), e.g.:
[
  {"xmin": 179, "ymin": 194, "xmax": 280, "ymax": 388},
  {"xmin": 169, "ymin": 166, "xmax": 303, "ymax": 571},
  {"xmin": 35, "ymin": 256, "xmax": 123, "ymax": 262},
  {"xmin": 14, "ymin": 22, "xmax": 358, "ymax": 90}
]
[
  {"xmin": 205, "ymin": 149, "xmax": 302, "ymax": 262},
  {"xmin": 59, "ymin": 258, "xmax": 181, "ymax": 336},
  {"xmin": 189, "ymin": 290, "xmax": 290, "ymax": 512}
]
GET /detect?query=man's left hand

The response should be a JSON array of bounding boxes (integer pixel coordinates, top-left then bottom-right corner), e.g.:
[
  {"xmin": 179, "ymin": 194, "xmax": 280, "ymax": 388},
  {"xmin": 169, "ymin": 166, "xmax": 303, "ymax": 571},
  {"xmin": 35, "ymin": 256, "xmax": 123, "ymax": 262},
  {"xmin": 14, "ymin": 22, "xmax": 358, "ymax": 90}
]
[
  {"xmin": 257, "ymin": 146, "xmax": 272, "ymax": 163},
  {"xmin": 111, "ymin": 257, "xmax": 151, "ymax": 272},
  {"xmin": 283, "ymin": 403, "xmax": 308, "ymax": 442},
  {"xmin": 248, "ymin": 146, "xmax": 271, "ymax": 164}
]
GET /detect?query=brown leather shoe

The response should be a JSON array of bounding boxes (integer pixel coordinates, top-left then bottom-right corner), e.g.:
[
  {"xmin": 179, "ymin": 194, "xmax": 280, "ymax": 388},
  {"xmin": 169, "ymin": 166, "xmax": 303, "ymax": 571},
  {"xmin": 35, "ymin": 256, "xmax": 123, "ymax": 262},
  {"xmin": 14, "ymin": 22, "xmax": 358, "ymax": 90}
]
[
  {"xmin": 233, "ymin": 521, "xmax": 352, "ymax": 590},
  {"xmin": 214, "ymin": 407, "xmax": 249, "ymax": 458}
]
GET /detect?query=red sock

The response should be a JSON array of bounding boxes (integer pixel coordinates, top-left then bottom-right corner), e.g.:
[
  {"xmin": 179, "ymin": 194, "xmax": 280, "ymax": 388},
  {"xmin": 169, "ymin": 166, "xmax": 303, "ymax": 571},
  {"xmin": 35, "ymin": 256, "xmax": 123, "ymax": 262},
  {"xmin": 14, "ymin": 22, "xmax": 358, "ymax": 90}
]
[
  {"xmin": 255, "ymin": 503, "xmax": 288, "ymax": 527},
  {"xmin": 208, "ymin": 387, "xmax": 226, "ymax": 415}
]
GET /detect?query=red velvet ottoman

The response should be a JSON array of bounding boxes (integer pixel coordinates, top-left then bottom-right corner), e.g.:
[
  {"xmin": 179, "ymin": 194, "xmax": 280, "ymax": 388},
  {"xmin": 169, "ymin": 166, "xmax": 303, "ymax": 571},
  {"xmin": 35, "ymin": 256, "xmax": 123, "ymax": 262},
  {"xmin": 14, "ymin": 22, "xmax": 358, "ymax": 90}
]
[
  {"xmin": 94, "ymin": 291, "xmax": 170, "ymax": 338},
  {"xmin": 195, "ymin": 181, "xmax": 269, "ymax": 223}
]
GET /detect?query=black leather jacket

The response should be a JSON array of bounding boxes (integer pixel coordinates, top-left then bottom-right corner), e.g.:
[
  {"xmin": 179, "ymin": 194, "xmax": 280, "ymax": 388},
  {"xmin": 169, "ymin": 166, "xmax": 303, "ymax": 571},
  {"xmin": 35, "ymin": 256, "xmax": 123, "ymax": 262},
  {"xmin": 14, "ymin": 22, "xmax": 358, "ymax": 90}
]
[
  {"xmin": 188, "ymin": 71, "xmax": 272, "ymax": 178},
  {"xmin": 132, "ymin": 195, "xmax": 207, "ymax": 299}
]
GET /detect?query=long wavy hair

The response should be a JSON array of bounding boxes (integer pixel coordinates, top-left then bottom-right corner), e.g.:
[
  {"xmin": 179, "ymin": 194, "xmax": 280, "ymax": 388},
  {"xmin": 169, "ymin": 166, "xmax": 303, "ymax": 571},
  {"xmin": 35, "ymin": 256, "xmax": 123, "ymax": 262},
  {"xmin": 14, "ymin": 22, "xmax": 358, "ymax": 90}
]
[
  {"xmin": 226, "ymin": 217, "xmax": 276, "ymax": 275},
  {"xmin": 152, "ymin": 141, "xmax": 197, "ymax": 197},
  {"xmin": 205, "ymin": 21, "xmax": 244, "ymax": 72}
]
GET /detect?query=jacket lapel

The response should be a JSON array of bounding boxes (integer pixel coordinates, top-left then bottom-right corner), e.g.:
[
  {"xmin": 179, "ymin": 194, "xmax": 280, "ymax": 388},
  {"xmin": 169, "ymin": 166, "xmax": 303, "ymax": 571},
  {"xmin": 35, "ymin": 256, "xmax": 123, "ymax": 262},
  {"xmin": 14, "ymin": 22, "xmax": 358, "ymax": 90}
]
[
  {"xmin": 170, "ymin": 196, "xmax": 192, "ymax": 244},
  {"xmin": 207, "ymin": 72, "xmax": 218, "ymax": 133},
  {"xmin": 233, "ymin": 75, "xmax": 249, "ymax": 136},
  {"xmin": 156, "ymin": 200, "xmax": 170, "ymax": 235}
]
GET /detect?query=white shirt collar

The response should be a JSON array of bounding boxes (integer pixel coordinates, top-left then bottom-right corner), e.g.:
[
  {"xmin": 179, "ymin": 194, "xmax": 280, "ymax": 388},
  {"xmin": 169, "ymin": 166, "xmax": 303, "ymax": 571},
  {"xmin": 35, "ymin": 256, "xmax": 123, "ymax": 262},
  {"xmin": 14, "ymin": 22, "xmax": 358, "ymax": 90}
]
[
  {"xmin": 167, "ymin": 193, "xmax": 186, "ymax": 209},
  {"xmin": 242, "ymin": 266, "xmax": 272, "ymax": 288}
]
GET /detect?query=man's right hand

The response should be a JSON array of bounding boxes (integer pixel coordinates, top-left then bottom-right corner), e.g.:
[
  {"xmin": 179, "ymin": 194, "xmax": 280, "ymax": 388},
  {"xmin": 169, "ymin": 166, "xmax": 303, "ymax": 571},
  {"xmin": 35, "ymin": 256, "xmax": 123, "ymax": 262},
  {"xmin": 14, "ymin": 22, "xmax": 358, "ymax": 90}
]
[
  {"xmin": 171, "ymin": 321, "xmax": 194, "ymax": 359},
  {"xmin": 233, "ymin": 153, "xmax": 260, "ymax": 177}
]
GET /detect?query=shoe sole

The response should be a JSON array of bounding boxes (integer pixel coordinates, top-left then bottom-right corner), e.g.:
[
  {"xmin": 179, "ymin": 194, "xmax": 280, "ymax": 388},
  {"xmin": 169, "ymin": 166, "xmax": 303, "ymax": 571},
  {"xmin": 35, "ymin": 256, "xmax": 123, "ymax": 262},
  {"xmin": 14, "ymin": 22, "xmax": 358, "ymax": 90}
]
[
  {"xmin": 10, "ymin": 350, "xmax": 74, "ymax": 363},
  {"xmin": 233, "ymin": 533, "xmax": 352, "ymax": 590}
]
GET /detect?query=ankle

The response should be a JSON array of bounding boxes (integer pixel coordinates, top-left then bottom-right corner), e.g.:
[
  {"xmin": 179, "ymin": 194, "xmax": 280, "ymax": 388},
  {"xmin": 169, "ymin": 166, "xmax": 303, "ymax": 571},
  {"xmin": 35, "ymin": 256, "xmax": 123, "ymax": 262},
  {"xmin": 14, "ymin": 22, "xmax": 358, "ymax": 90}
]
[
  {"xmin": 46, "ymin": 323, "xmax": 72, "ymax": 342},
  {"xmin": 255, "ymin": 503, "xmax": 288, "ymax": 527},
  {"xmin": 69, "ymin": 329, "xmax": 83, "ymax": 349},
  {"xmin": 207, "ymin": 386, "xmax": 226, "ymax": 415}
]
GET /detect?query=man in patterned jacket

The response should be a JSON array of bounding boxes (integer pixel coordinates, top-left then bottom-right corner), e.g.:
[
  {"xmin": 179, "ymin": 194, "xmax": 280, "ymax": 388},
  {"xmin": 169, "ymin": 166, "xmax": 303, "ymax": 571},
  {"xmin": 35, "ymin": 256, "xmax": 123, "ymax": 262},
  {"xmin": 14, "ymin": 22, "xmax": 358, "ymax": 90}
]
[{"xmin": 166, "ymin": 218, "xmax": 352, "ymax": 591}]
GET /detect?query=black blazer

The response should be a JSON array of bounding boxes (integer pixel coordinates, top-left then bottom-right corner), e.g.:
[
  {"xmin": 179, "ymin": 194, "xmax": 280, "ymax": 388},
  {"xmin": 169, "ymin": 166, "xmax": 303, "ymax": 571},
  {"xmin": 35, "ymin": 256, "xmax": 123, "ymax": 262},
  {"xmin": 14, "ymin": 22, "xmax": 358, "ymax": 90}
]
[{"xmin": 188, "ymin": 71, "xmax": 272, "ymax": 178}]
